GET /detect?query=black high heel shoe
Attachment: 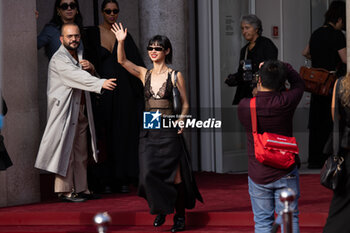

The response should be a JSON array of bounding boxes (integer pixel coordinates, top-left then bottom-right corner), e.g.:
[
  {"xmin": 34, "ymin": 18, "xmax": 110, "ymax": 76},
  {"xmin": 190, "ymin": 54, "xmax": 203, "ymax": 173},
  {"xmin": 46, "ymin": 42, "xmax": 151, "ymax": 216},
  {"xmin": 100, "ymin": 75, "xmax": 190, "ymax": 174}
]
[
  {"xmin": 171, "ymin": 214, "xmax": 185, "ymax": 232},
  {"xmin": 153, "ymin": 214, "xmax": 166, "ymax": 227}
]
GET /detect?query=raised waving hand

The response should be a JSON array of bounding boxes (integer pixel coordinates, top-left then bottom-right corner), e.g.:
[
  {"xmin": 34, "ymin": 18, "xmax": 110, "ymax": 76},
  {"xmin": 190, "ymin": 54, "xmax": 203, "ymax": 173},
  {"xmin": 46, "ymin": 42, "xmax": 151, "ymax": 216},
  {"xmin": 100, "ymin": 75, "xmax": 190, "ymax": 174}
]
[
  {"xmin": 111, "ymin": 22, "xmax": 127, "ymax": 42},
  {"xmin": 111, "ymin": 22, "xmax": 147, "ymax": 83}
]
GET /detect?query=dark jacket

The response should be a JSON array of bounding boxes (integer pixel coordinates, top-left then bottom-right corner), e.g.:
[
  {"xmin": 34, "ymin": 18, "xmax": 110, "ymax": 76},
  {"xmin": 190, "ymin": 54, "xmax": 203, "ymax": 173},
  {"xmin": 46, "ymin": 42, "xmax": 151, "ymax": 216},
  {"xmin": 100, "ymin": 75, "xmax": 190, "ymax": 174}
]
[
  {"xmin": 229, "ymin": 36, "xmax": 278, "ymax": 105},
  {"xmin": 238, "ymin": 63, "xmax": 304, "ymax": 184}
]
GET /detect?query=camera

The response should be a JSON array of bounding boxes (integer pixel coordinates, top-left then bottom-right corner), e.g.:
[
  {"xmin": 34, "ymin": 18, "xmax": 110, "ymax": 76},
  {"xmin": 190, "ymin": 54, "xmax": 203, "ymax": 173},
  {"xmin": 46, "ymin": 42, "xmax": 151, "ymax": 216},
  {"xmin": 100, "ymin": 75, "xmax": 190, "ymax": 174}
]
[
  {"xmin": 225, "ymin": 59, "xmax": 259, "ymax": 87},
  {"xmin": 242, "ymin": 59, "xmax": 253, "ymax": 81}
]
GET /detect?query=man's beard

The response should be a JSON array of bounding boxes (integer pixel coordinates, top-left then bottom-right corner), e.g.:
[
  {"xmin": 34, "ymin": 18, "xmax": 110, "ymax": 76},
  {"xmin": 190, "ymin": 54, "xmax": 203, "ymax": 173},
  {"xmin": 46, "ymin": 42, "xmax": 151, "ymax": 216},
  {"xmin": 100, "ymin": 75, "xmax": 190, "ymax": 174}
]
[{"xmin": 64, "ymin": 41, "xmax": 79, "ymax": 51}]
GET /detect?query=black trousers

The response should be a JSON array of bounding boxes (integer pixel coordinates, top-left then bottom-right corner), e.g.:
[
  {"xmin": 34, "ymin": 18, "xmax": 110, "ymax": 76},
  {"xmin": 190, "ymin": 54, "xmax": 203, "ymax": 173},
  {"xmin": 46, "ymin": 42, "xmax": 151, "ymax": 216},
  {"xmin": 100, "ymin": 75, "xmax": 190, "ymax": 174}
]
[{"xmin": 308, "ymin": 94, "xmax": 333, "ymax": 167}]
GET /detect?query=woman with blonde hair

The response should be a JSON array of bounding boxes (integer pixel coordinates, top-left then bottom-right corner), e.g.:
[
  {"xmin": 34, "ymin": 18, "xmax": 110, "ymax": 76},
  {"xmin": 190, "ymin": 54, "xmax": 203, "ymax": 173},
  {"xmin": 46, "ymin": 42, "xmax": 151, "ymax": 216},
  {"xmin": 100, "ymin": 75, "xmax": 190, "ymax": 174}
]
[{"xmin": 323, "ymin": 73, "xmax": 350, "ymax": 232}]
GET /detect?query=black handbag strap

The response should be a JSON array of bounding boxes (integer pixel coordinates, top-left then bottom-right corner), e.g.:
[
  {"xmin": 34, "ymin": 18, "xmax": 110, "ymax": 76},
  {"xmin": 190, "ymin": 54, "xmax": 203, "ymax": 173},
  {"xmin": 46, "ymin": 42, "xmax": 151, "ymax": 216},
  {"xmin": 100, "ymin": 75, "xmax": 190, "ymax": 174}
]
[
  {"xmin": 244, "ymin": 46, "xmax": 249, "ymax": 60},
  {"xmin": 173, "ymin": 70, "xmax": 179, "ymax": 87},
  {"xmin": 333, "ymin": 79, "xmax": 341, "ymax": 154}
]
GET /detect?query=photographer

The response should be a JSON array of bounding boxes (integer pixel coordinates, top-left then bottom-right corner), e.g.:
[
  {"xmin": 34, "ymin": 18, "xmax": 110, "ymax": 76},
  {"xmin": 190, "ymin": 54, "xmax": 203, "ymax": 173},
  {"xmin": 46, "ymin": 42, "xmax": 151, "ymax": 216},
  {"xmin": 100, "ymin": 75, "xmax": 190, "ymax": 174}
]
[
  {"xmin": 225, "ymin": 14, "xmax": 278, "ymax": 105},
  {"xmin": 238, "ymin": 61, "xmax": 304, "ymax": 232}
]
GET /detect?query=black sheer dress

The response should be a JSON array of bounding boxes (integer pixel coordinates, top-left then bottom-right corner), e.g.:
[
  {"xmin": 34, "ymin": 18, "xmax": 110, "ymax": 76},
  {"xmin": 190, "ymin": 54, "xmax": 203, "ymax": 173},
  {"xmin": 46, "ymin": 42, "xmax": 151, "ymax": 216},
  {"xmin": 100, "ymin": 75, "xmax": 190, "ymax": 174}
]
[{"xmin": 138, "ymin": 70, "xmax": 203, "ymax": 215}]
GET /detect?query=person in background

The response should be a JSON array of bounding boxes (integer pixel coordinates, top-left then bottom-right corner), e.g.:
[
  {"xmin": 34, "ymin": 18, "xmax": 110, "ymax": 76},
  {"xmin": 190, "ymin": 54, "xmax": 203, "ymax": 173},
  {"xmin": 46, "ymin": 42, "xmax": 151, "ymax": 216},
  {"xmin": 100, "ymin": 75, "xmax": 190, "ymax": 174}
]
[
  {"xmin": 35, "ymin": 23, "xmax": 116, "ymax": 202},
  {"xmin": 0, "ymin": 99, "xmax": 12, "ymax": 171},
  {"xmin": 238, "ymin": 60, "xmax": 304, "ymax": 233},
  {"xmin": 323, "ymin": 73, "xmax": 350, "ymax": 233},
  {"xmin": 37, "ymin": 0, "xmax": 83, "ymax": 60},
  {"xmin": 302, "ymin": 1, "xmax": 346, "ymax": 169},
  {"xmin": 225, "ymin": 14, "xmax": 277, "ymax": 105},
  {"xmin": 83, "ymin": 0, "xmax": 145, "ymax": 194},
  {"xmin": 112, "ymin": 22, "xmax": 203, "ymax": 232}
]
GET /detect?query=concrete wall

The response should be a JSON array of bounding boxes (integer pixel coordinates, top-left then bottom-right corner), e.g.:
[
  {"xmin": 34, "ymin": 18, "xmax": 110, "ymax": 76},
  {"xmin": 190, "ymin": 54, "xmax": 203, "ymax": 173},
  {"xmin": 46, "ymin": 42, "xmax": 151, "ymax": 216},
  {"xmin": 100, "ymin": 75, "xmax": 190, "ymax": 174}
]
[
  {"xmin": 0, "ymin": 0, "xmax": 40, "ymax": 207},
  {"xmin": 139, "ymin": 0, "xmax": 188, "ymax": 72}
]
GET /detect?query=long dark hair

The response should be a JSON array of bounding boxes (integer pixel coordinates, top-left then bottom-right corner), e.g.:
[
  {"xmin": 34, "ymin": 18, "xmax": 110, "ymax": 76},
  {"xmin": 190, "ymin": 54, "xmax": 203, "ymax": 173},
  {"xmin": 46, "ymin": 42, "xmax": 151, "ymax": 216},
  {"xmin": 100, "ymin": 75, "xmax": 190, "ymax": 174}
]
[
  {"xmin": 101, "ymin": 0, "xmax": 119, "ymax": 11},
  {"xmin": 324, "ymin": 1, "xmax": 345, "ymax": 27},
  {"xmin": 49, "ymin": 0, "xmax": 83, "ymax": 29},
  {"xmin": 148, "ymin": 35, "xmax": 173, "ymax": 64}
]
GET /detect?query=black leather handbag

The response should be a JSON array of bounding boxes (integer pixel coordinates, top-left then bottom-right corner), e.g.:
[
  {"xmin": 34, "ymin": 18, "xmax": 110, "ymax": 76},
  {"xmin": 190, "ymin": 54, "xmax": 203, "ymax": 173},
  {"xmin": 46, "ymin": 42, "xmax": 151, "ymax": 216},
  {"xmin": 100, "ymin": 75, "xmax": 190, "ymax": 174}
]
[
  {"xmin": 320, "ymin": 155, "xmax": 344, "ymax": 190},
  {"xmin": 320, "ymin": 80, "xmax": 345, "ymax": 190},
  {"xmin": 172, "ymin": 71, "xmax": 182, "ymax": 115}
]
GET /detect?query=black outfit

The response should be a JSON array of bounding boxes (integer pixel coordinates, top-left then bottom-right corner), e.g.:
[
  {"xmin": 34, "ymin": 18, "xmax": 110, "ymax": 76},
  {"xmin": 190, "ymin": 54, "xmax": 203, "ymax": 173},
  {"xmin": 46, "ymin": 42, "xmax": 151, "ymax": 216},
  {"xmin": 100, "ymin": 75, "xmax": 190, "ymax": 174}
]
[
  {"xmin": 323, "ymin": 78, "xmax": 350, "ymax": 233},
  {"xmin": 227, "ymin": 36, "xmax": 278, "ymax": 105},
  {"xmin": 82, "ymin": 26, "xmax": 145, "ymax": 192},
  {"xmin": 308, "ymin": 25, "xmax": 346, "ymax": 168},
  {"xmin": 138, "ymin": 70, "xmax": 203, "ymax": 215},
  {"xmin": 0, "ymin": 99, "xmax": 11, "ymax": 171}
]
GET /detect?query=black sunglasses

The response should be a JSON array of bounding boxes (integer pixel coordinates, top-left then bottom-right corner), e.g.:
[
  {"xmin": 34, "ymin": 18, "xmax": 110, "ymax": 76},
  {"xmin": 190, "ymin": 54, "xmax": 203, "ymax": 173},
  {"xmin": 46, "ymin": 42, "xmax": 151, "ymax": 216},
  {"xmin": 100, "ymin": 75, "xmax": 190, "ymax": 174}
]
[
  {"xmin": 59, "ymin": 2, "xmax": 77, "ymax": 10},
  {"xmin": 147, "ymin": 46, "xmax": 164, "ymax": 51},
  {"xmin": 104, "ymin": 9, "xmax": 120, "ymax": 15}
]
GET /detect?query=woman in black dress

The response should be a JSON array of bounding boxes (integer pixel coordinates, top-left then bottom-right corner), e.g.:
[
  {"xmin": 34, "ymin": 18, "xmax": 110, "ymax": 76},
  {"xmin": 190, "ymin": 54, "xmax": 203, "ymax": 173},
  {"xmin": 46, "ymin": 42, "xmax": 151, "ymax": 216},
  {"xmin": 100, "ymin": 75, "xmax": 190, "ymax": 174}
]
[
  {"xmin": 83, "ymin": 0, "xmax": 145, "ymax": 193},
  {"xmin": 323, "ymin": 74, "xmax": 350, "ymax": 233},
  {"xmin": 112, "ymin": 22, "xmax": 202, "ymax": 232}
]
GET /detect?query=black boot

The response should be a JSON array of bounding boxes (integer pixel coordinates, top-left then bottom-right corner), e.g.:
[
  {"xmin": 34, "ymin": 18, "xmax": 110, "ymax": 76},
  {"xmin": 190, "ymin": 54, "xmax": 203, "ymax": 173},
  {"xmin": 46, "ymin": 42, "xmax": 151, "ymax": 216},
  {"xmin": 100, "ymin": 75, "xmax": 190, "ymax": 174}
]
[
  {"xmin": 171, "ymin": 214, "xmax": 185, "ymax": 232},
  {"xmin": 153, "ymin": 214, "xmax": 166, "ymax": 227},
  {"xmin": 174, "ymin": 182, "xmax": 185, "ymax": 216},
  {"xmin": 171, "ymin": 182, "xmax": 186, "ymax": 232}
]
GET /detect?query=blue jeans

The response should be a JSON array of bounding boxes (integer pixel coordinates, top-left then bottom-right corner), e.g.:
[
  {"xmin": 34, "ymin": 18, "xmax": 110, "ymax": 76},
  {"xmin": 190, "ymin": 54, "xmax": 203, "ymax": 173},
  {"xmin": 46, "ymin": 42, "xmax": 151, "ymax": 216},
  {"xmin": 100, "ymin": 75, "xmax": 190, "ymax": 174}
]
[{"xmin": 248, "ymin": 167, "xmax": 300, "ymax": 233}]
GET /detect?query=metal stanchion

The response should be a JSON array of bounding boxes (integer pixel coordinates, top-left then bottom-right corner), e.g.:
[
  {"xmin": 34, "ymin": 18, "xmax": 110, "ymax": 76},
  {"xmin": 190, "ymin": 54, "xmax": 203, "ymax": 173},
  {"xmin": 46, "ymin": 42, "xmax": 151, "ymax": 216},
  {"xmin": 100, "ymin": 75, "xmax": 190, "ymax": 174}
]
[
  {"xmin": 279, "ymin": 188, "xmax": 296, "ymax": 233},
  {"xmin": 94, "ymin": 212, "xmax": 111, "ymax": 233}
]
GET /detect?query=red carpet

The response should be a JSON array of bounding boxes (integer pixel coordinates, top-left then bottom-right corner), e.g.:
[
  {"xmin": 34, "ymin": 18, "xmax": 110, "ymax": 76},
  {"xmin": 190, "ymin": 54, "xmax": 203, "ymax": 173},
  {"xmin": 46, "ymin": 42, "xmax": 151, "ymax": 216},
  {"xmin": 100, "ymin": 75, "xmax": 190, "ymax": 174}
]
[{"xmin": 0, "ymin": 172, "xmax": 332, "ymax": 232}]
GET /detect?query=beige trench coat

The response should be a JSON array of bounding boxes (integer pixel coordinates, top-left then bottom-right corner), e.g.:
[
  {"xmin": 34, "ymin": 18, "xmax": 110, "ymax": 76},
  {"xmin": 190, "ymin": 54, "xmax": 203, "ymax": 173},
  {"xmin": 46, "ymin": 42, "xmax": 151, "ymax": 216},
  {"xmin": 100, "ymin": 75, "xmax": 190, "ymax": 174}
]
[{"xmin": 35, "ymin": 45, "xmax": 106, "ymax": 176}]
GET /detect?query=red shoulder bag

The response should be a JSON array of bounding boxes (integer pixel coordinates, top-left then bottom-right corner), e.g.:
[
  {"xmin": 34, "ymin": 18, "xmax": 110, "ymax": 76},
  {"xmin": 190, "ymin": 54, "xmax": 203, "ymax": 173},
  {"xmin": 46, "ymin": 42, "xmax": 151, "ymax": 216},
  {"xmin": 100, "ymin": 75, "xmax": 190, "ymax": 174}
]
[{"xmin": 250, "ymin": 97, "xmax": 298, "ymax": 169}]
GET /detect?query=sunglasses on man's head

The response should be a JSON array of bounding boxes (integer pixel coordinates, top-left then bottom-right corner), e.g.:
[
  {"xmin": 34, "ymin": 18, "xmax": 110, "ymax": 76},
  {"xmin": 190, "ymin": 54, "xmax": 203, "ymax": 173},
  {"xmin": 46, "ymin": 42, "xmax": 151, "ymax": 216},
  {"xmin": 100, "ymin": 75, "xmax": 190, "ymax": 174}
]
[
  {"xmin": 59, "ymin": 2, "xmax": 77, "ymax": 10},
  {"xmin": 147, "ymin": 46, "xmax": 164, "ymax": 51},
  {"xmin": 104, "ymin": 9, "xmax": 120, "ymax": 15}
]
